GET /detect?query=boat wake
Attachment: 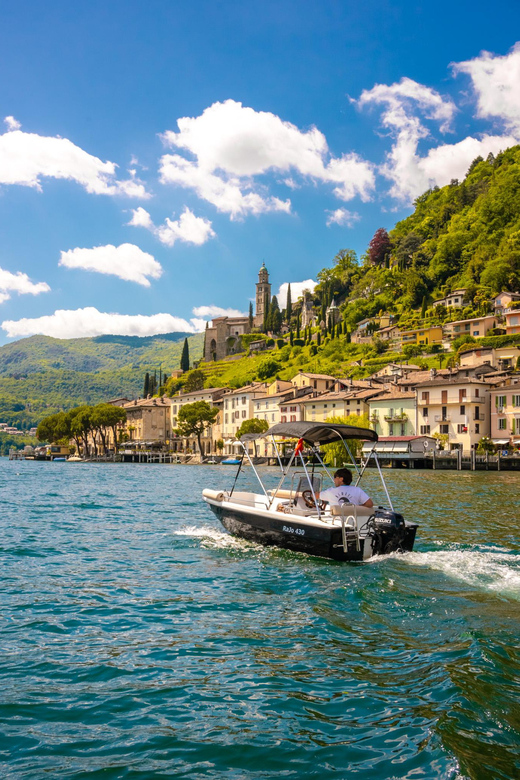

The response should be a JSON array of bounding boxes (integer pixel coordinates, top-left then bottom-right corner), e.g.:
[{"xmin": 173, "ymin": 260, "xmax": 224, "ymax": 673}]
[
  {"xmin": 173, "ymin": 525, "xmax": 258, "ymax": 550},
  {"xmin": 397, "ymin": 547, "xmax": 520, "ymax": 600}
]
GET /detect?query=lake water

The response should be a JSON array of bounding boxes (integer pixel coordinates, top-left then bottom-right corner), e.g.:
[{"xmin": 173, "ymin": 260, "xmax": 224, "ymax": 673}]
[{"xmin": 1, "ymin": 459, "xmax": 519, "ymax": 780}]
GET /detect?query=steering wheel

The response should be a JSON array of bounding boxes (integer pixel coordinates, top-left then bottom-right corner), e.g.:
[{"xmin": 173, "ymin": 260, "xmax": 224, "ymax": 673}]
[{"xmin": 301, "ymin": 489, "xmax": 327, "ymax": 511}]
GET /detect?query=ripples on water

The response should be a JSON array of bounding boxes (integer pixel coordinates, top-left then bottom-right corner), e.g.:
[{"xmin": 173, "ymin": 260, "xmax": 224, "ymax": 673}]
[{"xmin": 1, "ymin": 460, "xmax": 519, "ymax": 779}]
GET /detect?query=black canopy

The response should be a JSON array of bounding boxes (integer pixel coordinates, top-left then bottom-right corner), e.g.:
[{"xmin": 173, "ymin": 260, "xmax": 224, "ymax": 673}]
[{"xmin": 240, "ymin": 421, "xmax": 378, "ymax": 444}]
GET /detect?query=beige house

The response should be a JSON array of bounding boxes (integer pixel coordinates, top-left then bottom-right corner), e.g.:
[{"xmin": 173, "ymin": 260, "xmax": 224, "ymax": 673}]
[
  {"xmin": 493, "ymin": 292, "xmax": 520, "ymax": 315},
  {"xmin": 458, "ymin": 344, "xmax": 520, "ymax": 372},
  {"xmin": 300, "ymin": 388, "xmax": 379, "ymax": 423},
  {"xmin": 368, "ymin": 389, "xmax": 416, "ymax": 437},
  {"xmin": 170, "ymin": 387, "xmax": 229, "ymax": 454},
  {"xmin": 489, "ymin": 376, "xmax": 520, "ymax": 449},
  {"xmin": 442, "ymin": 315, "xmax": 498, "ymax": 343},
  {"xmin": 121, "ymin": 397, "xmax": 174, "ymax": 446},
  {"xmin": 291, "ymin": 371, "xmax": 335, "ymax": 393},
  {"xmin": 221, "ymin": 382, "xmax": 268, "ymax": 451},
  {"xmin": 433, "ymin": 288, "xmax": 467, "ymax": 309},
  {"xmin": 415, "ymin": 376, "xmax": 493, "ymax": 452}
]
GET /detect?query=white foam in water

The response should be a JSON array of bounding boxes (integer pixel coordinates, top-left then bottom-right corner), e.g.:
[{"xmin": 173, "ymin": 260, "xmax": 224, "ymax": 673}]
[
  {"xmin": 399, "ymin": 548, "xmax": 520, "ymax": 599},
  {"xmin": 173, "ymin": 525, "xmax": 256, "ymax": 550}
]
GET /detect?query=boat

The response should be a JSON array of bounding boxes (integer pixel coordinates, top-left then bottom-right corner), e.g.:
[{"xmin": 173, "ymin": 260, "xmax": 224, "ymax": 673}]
[
  {"xmin": 203, "ymin": 421, "xmax": 418, "ymax": 562},
  {"xmin": 220, "ymin": 458, "xmax": 241, "ymax": 465}
]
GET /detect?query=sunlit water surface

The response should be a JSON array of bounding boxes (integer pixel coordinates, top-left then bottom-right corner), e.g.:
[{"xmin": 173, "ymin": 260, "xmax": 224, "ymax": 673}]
[{"xmin": 1, "ymin": 460, "xmax": 519, "ymax": 779}]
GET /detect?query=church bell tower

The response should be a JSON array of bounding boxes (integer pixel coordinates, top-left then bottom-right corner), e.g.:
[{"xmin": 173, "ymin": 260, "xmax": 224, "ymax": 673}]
[{"xmin": 255, "ymin": 262, "xmax": 271, "ymax": 326}]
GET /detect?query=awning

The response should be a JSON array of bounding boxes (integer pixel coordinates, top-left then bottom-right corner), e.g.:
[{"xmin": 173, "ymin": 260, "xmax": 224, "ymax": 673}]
[
  {"xmin": 492, "ymin": 438, "xmax": 510, "ymax": 445},
  {"xmin": 242, "ymin": 421, "xmax": 378, "ymax": 444}
]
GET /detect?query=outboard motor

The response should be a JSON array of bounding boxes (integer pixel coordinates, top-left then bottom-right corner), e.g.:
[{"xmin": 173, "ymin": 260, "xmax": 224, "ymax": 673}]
[{"xmin": 370, "ymin": 507, "xmax": 407, "ymax": 554}]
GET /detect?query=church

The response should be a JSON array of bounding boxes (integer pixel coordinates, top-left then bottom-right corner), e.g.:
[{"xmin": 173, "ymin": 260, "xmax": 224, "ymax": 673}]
[{"xmin": 203, "ymin": 263, "xmax": 272, "ymax": 362}]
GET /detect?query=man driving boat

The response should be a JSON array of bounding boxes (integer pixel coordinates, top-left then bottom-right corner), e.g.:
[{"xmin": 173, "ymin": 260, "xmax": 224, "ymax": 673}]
[{"xmin": 319, "ymin": 468, "xmax": 374, "ymax": 508}]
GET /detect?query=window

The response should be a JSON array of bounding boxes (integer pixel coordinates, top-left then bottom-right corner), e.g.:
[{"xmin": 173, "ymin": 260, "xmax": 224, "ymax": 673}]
[
  {"xmin": 420, "ymin": 425, "xmax": 430, "ymax": 435},
  {"xmin": 498, "ymin": 419, "xmax": 507, "ymax": 430},
  {"xmin": 473, "ymin": 331, "xmax": 479, "ymax": 337},
  {"xmin": 459, "ymin": 389, "xmax": 467, "ymax": 402},
  {"xmin": 474, "ymin": 407, "xmax": 480, "ymax": 420},
  {"xmin": 423, "ymin": 408, "xmax": 429, "ymax": 418},
  {"xmin": 440, "ymin": 424, "xmax": 449, "ymax": 434},
  {"xmin": 389, "ymin": 424, "xmax": 394, "ymax": 435},
  {"xmin": 497, "ymin": 395, "xmax": 506, "ymax": 408},
  {"xmin": 475, "ymin": 424, "xmax": 480, "ymax": 434},
  {"xmin": 400, "ymin": 424, "xmax": 406, "ymax": 436},
  {"xmin": 441, "ymin": 390, "xmax": 448, "ymax": 404},
  {"xmin": 290, "ymin": 415, "xmax": 296, "ymax": 422},
  {"xmin": 514, "ymin": 395, "xmax": 520, "ymax": 407},
  {"xmin": 242, "ymin": 410, "xmax": 246, "ymax": 418},
  {"xmin": 460, "ymin": 405, "xmax": 465, "ymax": 416},
  {"xmin": 281, "ymin": 406, "xmax": 287, "ymax": 413},
  {"xmin": 475, "ymin": 388, "xmax": 479, "ymax": 398},
  {"xmin": 225, "ymin": 414, "xmax": 228, "ymax": 424},
  {"xmin": 242, "ymin": 397, "xmax": 246, "ymax": 405},
  {"xmin": 281, "ymin": 416, "xmax": 287, "ymax": 423},
  {"xmin": 457, "ymin": 424, "xmax": 468, "ymax": 433},
  {"xmin": 441, "ymin": 406, "xmax": 448, "ymax": 420},
  {"xmin": 290, "ymin": 406, "xmax": 296, "ymax": 412}
]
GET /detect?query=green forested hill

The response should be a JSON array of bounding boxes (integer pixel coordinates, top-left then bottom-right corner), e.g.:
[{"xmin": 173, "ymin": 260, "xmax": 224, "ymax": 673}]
[{"xmin": 0, "ymin": 332, "xmax": 204, "ymax": 429}]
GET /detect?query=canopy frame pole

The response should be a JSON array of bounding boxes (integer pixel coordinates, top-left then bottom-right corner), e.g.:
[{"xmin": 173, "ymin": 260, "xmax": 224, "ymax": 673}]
[
  {"xmin": 354, "ymin": 442, "xmax": 377, "ymax": 486},
  {"xmin": 235, "ymin": 442, "xmax": 270, "ymax": 504},
  {"xmin": 299, "ymin": 450, "xmax": 321, "ymax": 520},
  {"xmin": 373, "ymin": 451, "xmax": 393, "ymax": 511},
  {"xmin": 229, "ymin": 451, "xmax": 245, "ymax": 497},
  {"xmin": 309, "ymin": 446, "xmax": 334, "ymax": 483},
  {"xmin": 268, "ymin": 446, "xmax": 298, "ymax": 509},
  {"xmin": 271, "ymin": 435, "xmax": 285, "ymax": 474}
]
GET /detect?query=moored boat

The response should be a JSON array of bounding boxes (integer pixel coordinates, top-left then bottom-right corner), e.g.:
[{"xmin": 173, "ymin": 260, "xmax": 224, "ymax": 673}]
[{"xmin": 203, "ymin": 422, "xmax": 417, "ymax": 562}]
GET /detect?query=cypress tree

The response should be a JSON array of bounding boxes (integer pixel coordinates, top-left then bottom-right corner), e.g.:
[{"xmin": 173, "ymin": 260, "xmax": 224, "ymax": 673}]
[
  {"xmin": 180, "ymin": 338, "xmax": 190, "ymax": 372},
  {"xmin": 286, "ymin": 284, "xmax": 292, "ymax": 323},
  {"xmin": 144, "ymin": 372, "xmax": 150, "ymax": 396},
  {"xmin": 346, "ymin": 328, "xmax": 351, "ymax": 344},
  {"xmin": 420, "ymin": 295, "xmax": 427, "ymax": 319},
  {"xmin": 249, "ymin": 301, "xmax": 253, "ymax": 328},
  {"xmin": 317, "ymin": 331, "xmax": 321, "ymax": 346},
  {"xmin": 296, "ymin": 314, "xmax": 300, "ymax": 339},
  {"xmin": 289, "ymin": 329, "xmax": 294, "ymax": 346}
]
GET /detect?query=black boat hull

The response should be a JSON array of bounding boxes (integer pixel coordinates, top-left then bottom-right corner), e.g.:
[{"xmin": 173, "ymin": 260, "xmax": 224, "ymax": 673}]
[{"xmin": 208, "ymin": 503, "xmax": 417, "ymax": 562}]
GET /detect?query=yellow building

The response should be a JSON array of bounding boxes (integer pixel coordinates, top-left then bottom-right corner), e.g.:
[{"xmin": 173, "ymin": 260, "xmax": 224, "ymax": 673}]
[
  {"xmin": 399, "ymin": 326, "xmax": 443, "ymax": 349},
  {"xmin": 291, "ymin": 371, "xmax": 336, "ymax": 393}
]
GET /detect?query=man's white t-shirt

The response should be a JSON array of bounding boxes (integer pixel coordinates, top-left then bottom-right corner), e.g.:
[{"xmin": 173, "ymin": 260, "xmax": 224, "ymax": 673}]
[{"xmin": 320, "ymin": 485, "xmax": 371, "ymax": 507}]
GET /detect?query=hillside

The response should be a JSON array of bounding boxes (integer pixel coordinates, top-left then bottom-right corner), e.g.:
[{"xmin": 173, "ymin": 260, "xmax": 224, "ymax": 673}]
[{"xmin": 0, "ymin": 332, "xmax": 204, "ymax": 429}]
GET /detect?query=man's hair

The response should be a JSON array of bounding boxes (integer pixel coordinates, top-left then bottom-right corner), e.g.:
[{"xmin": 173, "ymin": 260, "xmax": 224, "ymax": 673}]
[{"xmin": 334, "ymin": 468, "xmax": 352, "ymax": 485}]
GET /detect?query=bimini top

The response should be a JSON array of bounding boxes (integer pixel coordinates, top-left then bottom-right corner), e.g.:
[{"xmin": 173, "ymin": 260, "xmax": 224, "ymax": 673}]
[{"xmin": 241, "ymin": 421, "xmax": 378, "ymax": 445}]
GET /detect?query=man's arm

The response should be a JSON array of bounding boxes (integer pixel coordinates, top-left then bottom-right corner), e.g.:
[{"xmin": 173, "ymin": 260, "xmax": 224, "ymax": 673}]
[{"xmin": 363, "ymin": 498, "xmax": 374, "ymax": 508}]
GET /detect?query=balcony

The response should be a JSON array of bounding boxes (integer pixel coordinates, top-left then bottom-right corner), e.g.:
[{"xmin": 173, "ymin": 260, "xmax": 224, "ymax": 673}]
[
  {"xmin": 434, "ymin": 414, "xmax": 451, "ymax": 422},
  {"xmin": 384, "ymin": 413, "xmax": 408, "ymax": 422},
  {"xmin": 473, "ymin": 413, "xmax": 485, "ymax": 421}
]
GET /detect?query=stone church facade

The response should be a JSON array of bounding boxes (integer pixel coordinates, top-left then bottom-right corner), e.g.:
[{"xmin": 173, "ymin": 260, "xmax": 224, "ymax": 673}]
[{"xmin": 203, "ymin": 263, "xmax": 272, "ymax": 362}]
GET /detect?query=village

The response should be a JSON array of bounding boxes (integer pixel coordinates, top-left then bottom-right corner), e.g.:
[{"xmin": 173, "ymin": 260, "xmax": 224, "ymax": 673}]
[{"xmin": 19, "ymin": 265, "xmax": 520, "ymax": 470}]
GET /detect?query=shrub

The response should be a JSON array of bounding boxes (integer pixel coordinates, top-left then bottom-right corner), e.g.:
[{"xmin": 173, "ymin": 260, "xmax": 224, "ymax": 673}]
[{"xmin": 276, "ymin": 338, "xmax": 286, "ymax": 349}]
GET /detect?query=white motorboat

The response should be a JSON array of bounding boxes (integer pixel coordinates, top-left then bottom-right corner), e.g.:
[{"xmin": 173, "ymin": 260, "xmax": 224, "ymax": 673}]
[{"xmin": 203, "ymin": 421, "xmax": 418, "ymax": 562}]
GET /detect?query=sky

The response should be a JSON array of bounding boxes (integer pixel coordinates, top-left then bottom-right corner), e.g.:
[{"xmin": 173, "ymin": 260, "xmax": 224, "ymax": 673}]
[{"xmin": 1, "ymin": 0, "xmax": 520, "ymax": 344}]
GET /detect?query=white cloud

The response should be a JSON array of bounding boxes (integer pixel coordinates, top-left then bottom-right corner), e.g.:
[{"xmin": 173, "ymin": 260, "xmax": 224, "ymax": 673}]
[
  {"xmin": 0, "ymin": 266, "xmax": 50, "ymax": 304},
  {"xmin": 192, "ymin": 305, "xmax": 246, "ymax": 318},
  {"xmin": 454, "ymin": 43, "xmax": 520, "ymax": 133},
  {"xmin": 356, "ymin": 71, "xmax": 519, "ymax": 202},
  {"xmin": 59, "ymin": 243, "xmax": 162, "ymax": 287},
  {"xmin": 0, "ymin": 127, "xmax": 150, "ymax": 198},
  {"xmin": 326, "ymin": 208, "xmax": 361, "ymax": 227},
  {"xmin": 159, "ymin": 100, "xmax": 375, "ymax": 218},
  {"xmin": 127, "ymin": 206, "xmax": 154, "ymax": 229},
  {"xmin": 128, "ymin": 206, "xmax": 216, "ymax": 247},
  {"xmin": 1, "ymin": 307, "xmax": 206, "ymax": 339},
  {"xmin": 4, "ymin": 116, "xmax": 21, "ymax": 131},
  {"xmin": 277, "ymin": 280, "xmax": 316, "ymax": 309}
]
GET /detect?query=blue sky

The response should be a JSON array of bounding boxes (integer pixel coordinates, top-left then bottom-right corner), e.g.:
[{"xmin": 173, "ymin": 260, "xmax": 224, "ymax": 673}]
[{"xmin": 1, "ymin": 0, "xmax": 520, "ymax": 343}]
